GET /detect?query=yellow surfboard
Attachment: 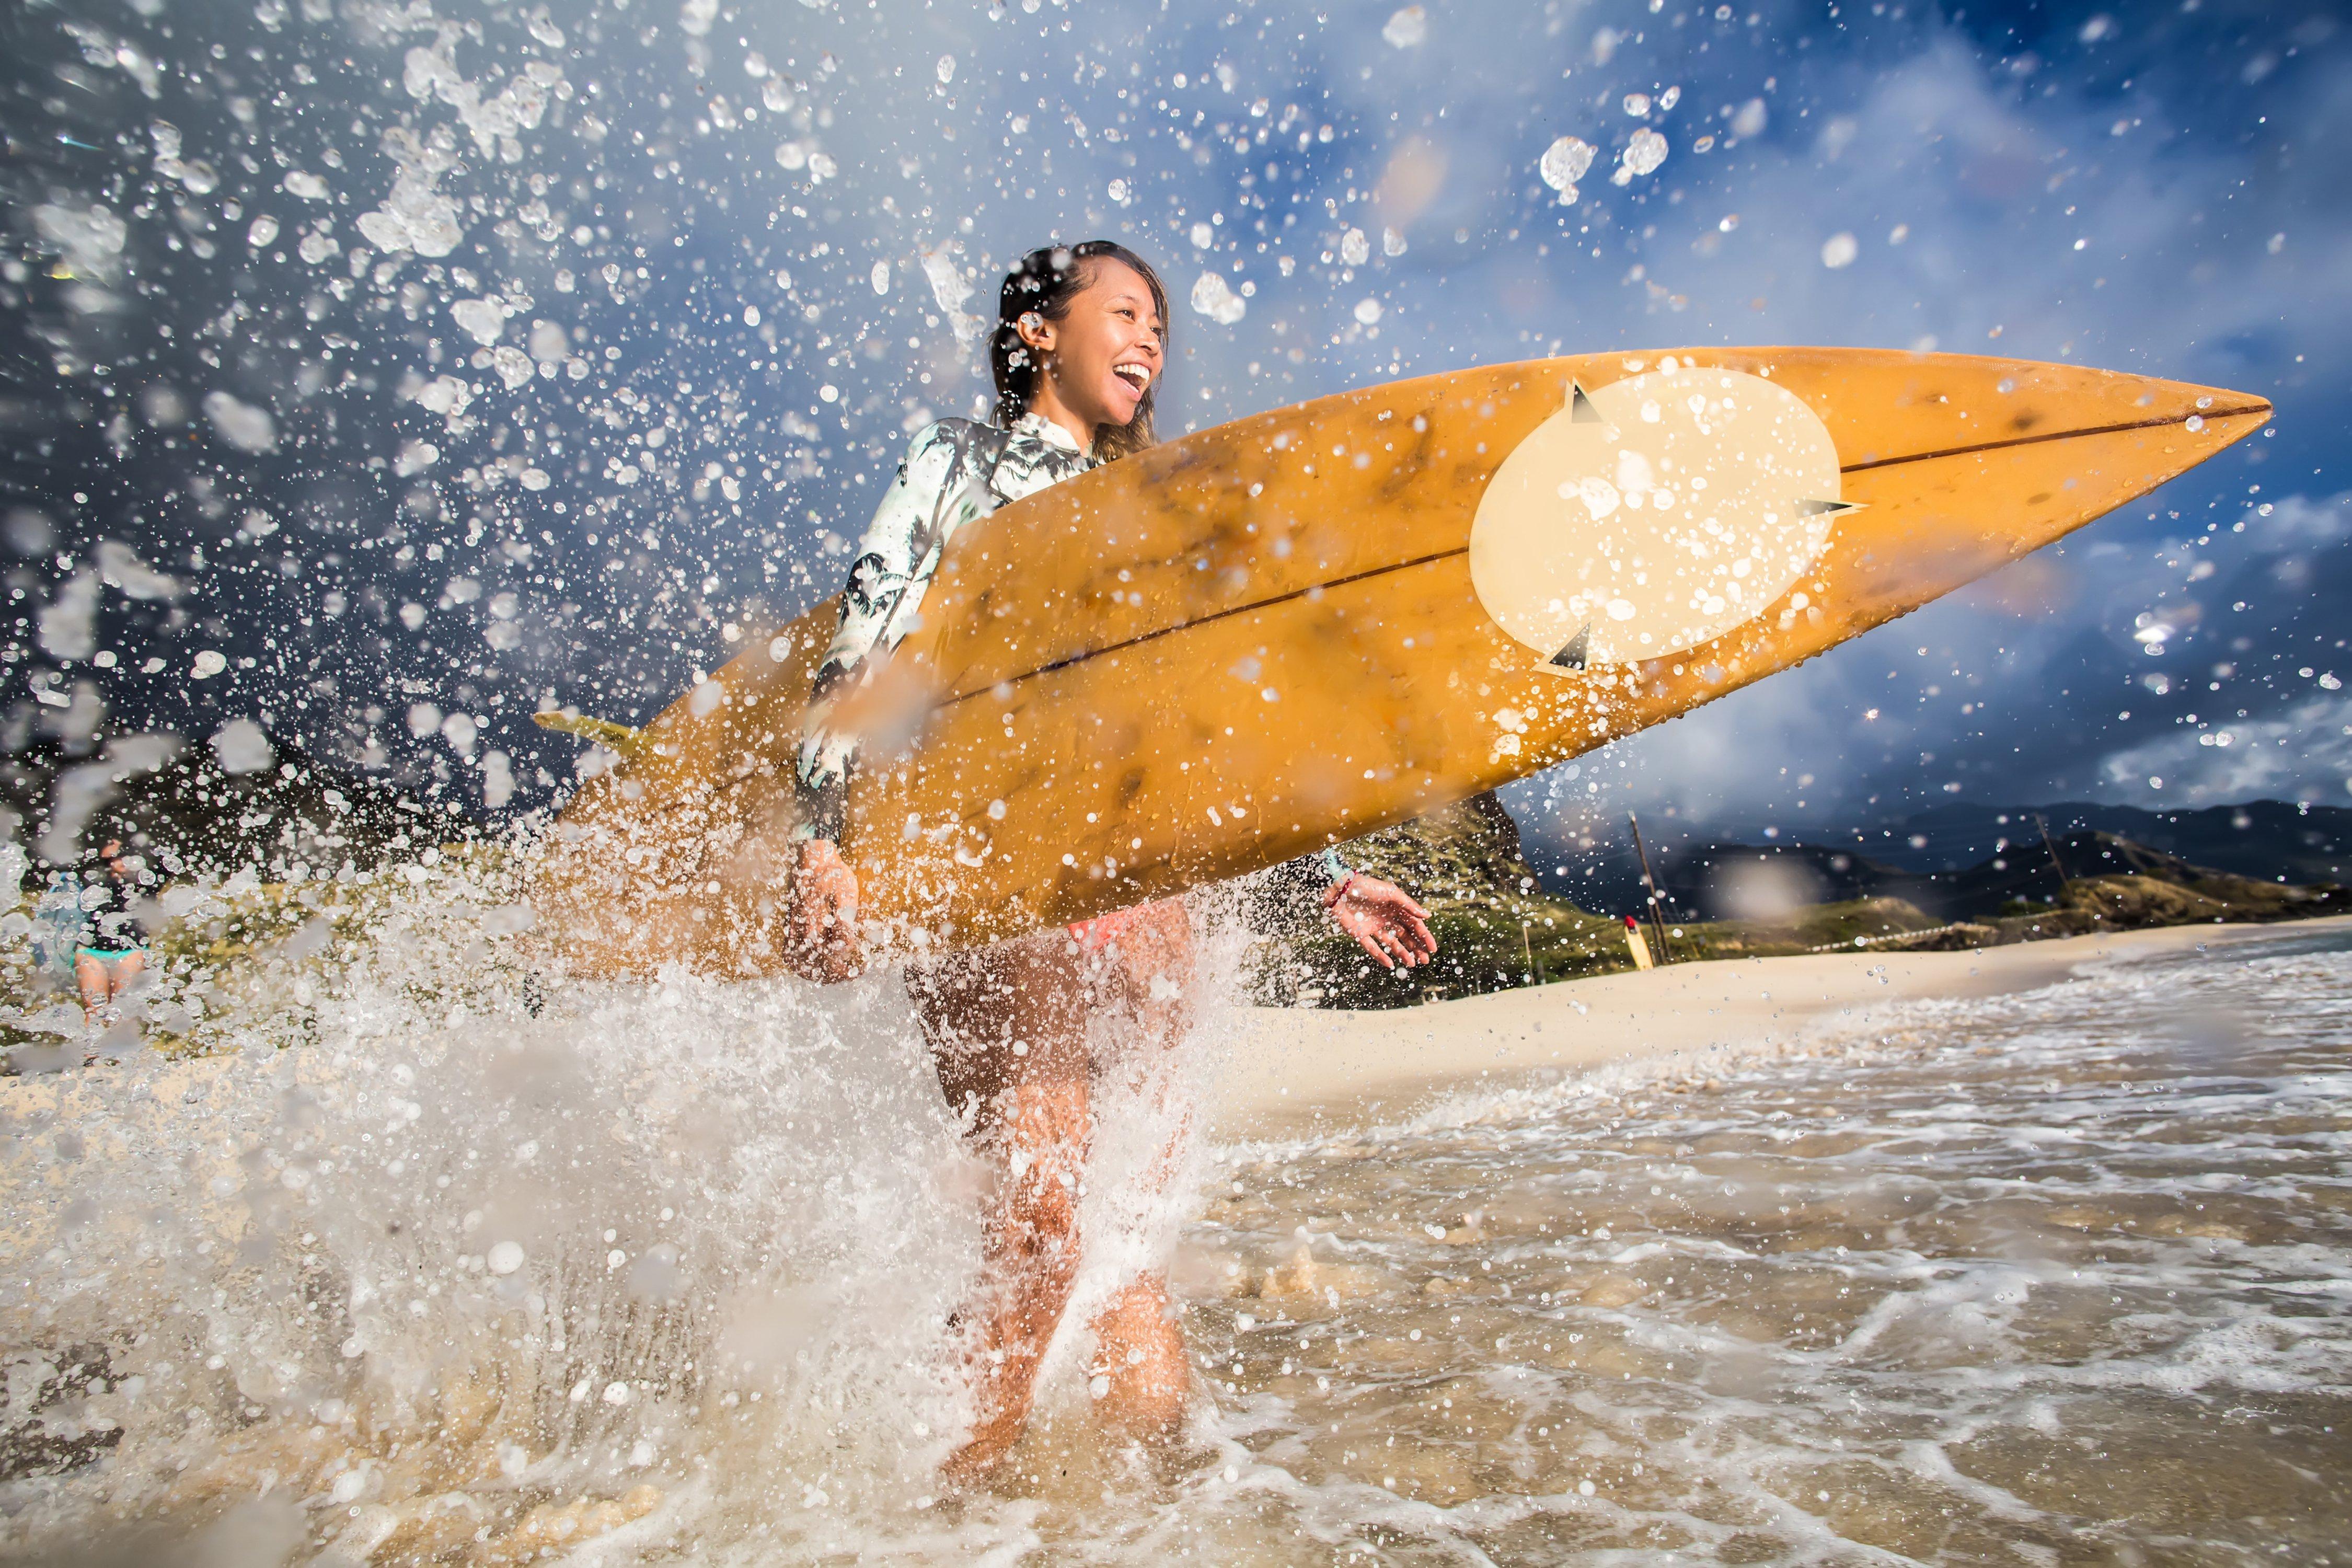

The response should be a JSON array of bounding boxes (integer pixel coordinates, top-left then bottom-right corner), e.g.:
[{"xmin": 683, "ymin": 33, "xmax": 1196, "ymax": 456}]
[{"xmin": 534, "ymin": 348, "xmax": 2267, "ymax": 978}]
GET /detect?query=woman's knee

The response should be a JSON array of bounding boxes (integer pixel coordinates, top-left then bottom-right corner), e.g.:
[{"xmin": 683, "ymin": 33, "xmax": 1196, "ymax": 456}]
[
  {"xmin": 997, "ymin": 1163, "xmax": 1081, "ymax": 1264},
  {"xmin": 1103, "ymin": 901, "xmax": 1196, "ymax": 1040}
]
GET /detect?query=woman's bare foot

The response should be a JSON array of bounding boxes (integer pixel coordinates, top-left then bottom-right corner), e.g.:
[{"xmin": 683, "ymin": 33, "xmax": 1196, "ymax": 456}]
[
  {"xmin": 938, "ymin": 1426, "xmax": 1017, "ymax": 1487},
  {"xmin": 1088, "ymin": 1273, "xmax": 1187, "ymax": 1438}
]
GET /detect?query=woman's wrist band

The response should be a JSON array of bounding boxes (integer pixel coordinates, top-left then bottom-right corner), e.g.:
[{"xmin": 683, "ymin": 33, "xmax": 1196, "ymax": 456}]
[{"xmin": 1322, "ymin": 872, "xmax": 1359, "ymax": 908}]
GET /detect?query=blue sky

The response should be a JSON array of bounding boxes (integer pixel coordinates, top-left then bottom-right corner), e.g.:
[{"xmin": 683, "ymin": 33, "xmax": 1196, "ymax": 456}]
[{"xmin": 2, "ymin": 0, "xmax": 2343, "ymax": 857}]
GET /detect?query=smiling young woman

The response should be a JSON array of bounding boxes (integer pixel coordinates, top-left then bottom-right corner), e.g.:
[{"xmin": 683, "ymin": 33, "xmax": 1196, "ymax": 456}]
[{"xmin": 781, "ymin": 240, "xmax": 1438, "ymax": 1480}]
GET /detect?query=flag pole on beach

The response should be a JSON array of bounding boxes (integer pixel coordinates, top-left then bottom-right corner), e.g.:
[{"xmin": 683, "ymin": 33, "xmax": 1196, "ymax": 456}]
[
  {"xmin": 2035, "ymin": 813, "xmax": 2075, "ymax": 906},
  {"xmin": 1627, "ymin": 811, "xmax": 1676, "ymax": 964}
]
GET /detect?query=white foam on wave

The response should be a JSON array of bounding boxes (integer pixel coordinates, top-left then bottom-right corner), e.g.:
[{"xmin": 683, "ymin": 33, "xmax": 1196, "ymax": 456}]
[{"xmin": 1169, "ymin": 926, "xmax": 2352, "ymax": 1561}]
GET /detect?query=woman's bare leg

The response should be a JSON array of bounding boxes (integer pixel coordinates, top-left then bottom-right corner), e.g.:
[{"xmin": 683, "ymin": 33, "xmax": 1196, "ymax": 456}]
[
  {"xmin": 912, "ymin": 900, "xmax": 1200, "ymax": 1475},
  {"xmin": 913, "ymin": 929, "xmax": 1094, "ymax": 1481},
  {"xmin": 108, "ymin": 949, "xmax": 145, "ymax": 1006},
  {"xmin": 1073, "ymin": 900, "xmax": 1197, "ymax": 1439}
]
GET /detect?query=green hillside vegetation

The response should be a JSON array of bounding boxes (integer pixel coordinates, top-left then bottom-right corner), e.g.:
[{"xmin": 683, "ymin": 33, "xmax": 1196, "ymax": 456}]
[{"xmin": 1270, "ymin": 797, "xmax": 2352, "ymax": 1010}]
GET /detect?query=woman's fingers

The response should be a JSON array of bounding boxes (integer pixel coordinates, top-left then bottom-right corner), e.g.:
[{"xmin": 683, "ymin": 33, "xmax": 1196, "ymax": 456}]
[
  {"xmin": 1338, "ymin": 897, "xmax": 1438, "ymax": 971},
  {"xmin": 1403, "ymin": 912, "xmax": 1436, "ymax": 956},
  {"xmin": 1373, "ymin": 922, "xmax": 1422, "ymax": 969},
  {"xmin": 1364, "ymin": 893, "xmax": 1434, "ymax": 962},
  {"xmin": 1363, "ymin": 877, "xmax": 1429, "ymax": 921},
  {"xmin": 803, "ymin": 897, "xmax": 832, "ymax": 953},
  {"xmin": 785, "ymin": 866, "xmax": 858, "ymax": 982},
  {"xmin": 1328, "ymin": 882, "xmax": 1441, "ymax": 974}
]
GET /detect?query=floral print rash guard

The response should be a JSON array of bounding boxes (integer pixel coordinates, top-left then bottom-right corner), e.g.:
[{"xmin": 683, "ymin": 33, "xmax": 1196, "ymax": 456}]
[
  {"xmin": 793, "ymin": 412, "xmax": 1093, "ymax": 840},
  {"xmin": 793, "ymin": 411, "xmax": 1349, "ymax": 887}
]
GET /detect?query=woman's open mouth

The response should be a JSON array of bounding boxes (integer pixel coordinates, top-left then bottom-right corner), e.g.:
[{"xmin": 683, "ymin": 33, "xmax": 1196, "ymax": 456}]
[{"xmin": 1111, "ymin": 361, "xmax": 1152, "ymax": 394}]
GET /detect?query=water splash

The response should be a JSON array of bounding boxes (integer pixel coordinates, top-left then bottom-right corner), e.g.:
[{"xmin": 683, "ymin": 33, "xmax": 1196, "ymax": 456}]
[{"xmin": 1, "ymin": 842, "xmax": 1256, "ymax": 1561}]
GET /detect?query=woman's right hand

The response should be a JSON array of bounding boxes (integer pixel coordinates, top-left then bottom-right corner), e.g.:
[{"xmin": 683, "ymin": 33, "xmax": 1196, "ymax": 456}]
[{"xmin": 787, "ymin": 838, "xmax": 864, "ymax": 983}]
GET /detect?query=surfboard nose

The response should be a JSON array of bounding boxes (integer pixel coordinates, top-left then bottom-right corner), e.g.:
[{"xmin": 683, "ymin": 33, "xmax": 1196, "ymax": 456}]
[
  {"xmin": 2095, "ymin": 370, "xmax": 2272, "ymax": 477},
  {"xmin": 1783, "ymin": 353, "xmax": 2272, "ymax": 630},
  {"xmin": 2112, "ymin": 372, "xmax": 2272, "ymax": 496},
  {"xmin": 1759, "ymin": 348, "xmax": 2271, "ymax": 477}
]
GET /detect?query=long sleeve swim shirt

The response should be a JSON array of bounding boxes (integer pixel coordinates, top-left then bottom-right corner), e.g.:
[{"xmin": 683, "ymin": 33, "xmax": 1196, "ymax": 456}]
[
  {"xmin": 793, "ymin": 412, "xmax": 1092, "ymax": 841},
  {"xmin": 793, "ymin": 411, "xmax": 1350, "ymax": 887}
]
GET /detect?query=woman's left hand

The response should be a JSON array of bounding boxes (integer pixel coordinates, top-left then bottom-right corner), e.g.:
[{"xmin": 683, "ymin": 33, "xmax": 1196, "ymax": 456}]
[{"xmin": 1325, "ymin": 874, "xmax": 1437, "ymax": 970}]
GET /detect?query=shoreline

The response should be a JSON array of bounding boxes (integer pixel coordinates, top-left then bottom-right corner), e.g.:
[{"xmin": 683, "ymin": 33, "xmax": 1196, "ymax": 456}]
[{"xmin": 1210, "ymin": 915, "xmax": 2350, "ymax": 1140}]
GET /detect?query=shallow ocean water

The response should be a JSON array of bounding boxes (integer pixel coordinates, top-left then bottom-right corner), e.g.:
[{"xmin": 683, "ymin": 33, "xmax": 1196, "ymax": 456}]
[
  {"xmin": 1167, "ymin": 926, "xmax": 2352, "ymax": 1566},
  {"xmin": 3, "ymin": 893, "xmax": 2347, "ymax": 1565}
]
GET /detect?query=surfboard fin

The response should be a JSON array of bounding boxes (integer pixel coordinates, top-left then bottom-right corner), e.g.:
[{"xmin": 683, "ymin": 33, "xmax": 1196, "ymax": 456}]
[
  {"xmin": 1548, "ymin": 621, "xmax": 1593, "ymax": 671},
  {"xmin": 1796, "ymin": 498, "xmax": 1863, "ymax": 516},
  {"xmin": 533, "ymin": 710, "xmax": 648, "ymax": 756},
  {"xmin": 1567, "ymin": 381, "xmax": 1605, "ymax": 424}
]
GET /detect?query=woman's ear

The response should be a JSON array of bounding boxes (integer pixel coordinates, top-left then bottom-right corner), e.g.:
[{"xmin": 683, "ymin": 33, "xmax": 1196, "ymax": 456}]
[{"xmin": 1015, "ymin": 310, "xmax": 1055, "ymax": 355}]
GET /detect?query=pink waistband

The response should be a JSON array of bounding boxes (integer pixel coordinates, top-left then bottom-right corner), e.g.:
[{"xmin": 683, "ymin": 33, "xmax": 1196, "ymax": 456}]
[{"xmin": 1067, "ymin": 903, "xmax": 1151, "ymax": 954}]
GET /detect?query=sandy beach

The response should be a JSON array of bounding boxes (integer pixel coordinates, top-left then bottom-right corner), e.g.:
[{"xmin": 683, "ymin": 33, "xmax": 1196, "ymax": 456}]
[{"xmin": 1213, "ymin": 916, "xmax": 2349, "ymax": 1138}]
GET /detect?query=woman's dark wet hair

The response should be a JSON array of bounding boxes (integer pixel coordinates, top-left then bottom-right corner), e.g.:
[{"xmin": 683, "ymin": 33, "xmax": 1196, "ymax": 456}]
[{"xmin": 989, "ymin": 241, "xmax": 1168, "ymax": 461}]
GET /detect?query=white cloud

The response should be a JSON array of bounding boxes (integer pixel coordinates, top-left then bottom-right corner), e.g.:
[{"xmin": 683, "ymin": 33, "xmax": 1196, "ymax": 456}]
[{"xmin": 2100, "ymin": 695, "xmax": 2352, "ymax": 806}]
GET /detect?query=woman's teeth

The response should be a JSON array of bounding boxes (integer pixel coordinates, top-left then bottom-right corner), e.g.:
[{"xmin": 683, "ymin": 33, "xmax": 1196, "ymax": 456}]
[{"xmin": 1113, "ymin": 363, "xmax": 1151, "ymax": 390}]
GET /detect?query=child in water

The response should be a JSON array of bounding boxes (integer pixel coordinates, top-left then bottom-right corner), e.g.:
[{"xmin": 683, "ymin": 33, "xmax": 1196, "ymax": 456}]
[{"xmin": 73, "ymin": 838, "xmax": 152, "ymax": 1023}]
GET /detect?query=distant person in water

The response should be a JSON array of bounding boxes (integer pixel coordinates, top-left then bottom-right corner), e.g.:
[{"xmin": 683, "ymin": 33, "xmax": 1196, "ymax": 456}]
[
  {"xmin": 74, "ymin": 839, "xmax": 151, "ymax": 1023},
  {"xmin": 782, "ymin": 241, "xmax": 1438, "ymax": 1480}
]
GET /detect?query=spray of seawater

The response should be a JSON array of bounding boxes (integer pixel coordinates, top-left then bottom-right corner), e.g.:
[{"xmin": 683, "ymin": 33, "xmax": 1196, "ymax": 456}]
[{"xmin": 1, "ymin": 838, "xmax": 1261, "ymax": 1564}]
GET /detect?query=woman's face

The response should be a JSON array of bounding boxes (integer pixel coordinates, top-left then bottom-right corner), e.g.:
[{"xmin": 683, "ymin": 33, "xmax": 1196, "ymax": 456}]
[{"xmin": 1020, "ymin": 259, "xmax": 1165, "ymax": 434}]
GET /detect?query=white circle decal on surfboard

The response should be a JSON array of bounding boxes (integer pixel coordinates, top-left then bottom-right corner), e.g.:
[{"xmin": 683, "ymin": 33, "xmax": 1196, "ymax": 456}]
[{"xmin": 1469, "ymin": 365, "xmax": 1847, "ymax": 670}]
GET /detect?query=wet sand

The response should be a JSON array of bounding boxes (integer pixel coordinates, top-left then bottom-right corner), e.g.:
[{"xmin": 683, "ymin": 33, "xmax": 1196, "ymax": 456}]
[{"xmin": 1214, "ymin": 917, "xmax": 2349, "ymax": 1138}]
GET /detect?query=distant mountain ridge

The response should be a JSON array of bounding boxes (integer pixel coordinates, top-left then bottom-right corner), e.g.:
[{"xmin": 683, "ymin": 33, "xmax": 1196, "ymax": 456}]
[
  {"xmin": 1536, "ymin": 799, "xmax": 2350, "ymax": 914},
  {"xmin": 1656, "ymin": 828, "xmax": 2332, "ymax": 924},
  {"xmin": 1848, "ymin": 800, "xmax": 2351, "ymax": 881}
]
